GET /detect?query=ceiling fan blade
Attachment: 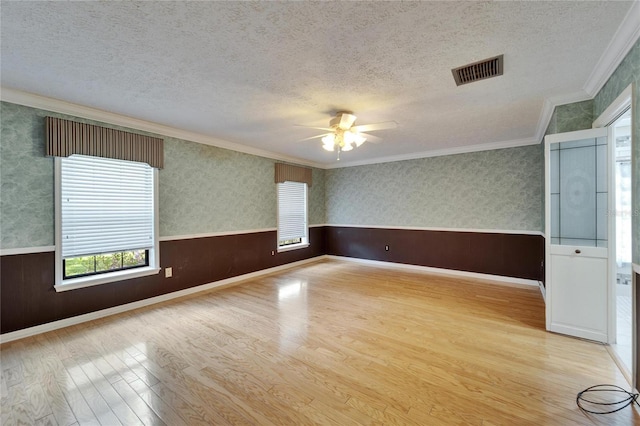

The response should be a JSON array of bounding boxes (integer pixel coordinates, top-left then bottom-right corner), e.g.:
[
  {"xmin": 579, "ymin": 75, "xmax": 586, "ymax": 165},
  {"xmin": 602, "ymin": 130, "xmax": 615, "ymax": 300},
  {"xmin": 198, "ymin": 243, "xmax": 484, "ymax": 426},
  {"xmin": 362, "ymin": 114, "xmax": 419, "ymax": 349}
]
[
  {"xmin": 360, "ymin": 133, "xmax": 381, "ymax": 143},
  {"xmin": 299, "ymin": 133, "xmax": 329, "ymax": 142},
  {"xmin": 339, "ymin": 113, "xmax": 357, "ymax": 130},
  {"xmin": 352, "ymin": 121, "xmax": 397, "ymax": 133},
  {"xmin": 294, "ymin": 125, "xmax": 334, "ymax": 131}
]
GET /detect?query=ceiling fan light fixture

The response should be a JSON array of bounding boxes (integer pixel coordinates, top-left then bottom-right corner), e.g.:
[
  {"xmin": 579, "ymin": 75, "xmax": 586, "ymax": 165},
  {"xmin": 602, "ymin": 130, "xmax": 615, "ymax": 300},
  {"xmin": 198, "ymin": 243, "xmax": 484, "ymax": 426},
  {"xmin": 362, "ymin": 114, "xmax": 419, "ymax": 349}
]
[
  {"xmin": 342, "ymin": 130, "xmax": 366, "ymax": 148},
  {"xmin": 353, "ymin": 132, "xmax": 366, "ymax": 147},
  {"xmin": 321, "ymin": 134, "xmax": 335, "ymax": 151},
  {"xmin": 341, "ymin": 140, "xmax": 353, "ymax": 151},
  {"xmin": 301, "ymin": 111, "xmax": 395, "ymax": 159}
]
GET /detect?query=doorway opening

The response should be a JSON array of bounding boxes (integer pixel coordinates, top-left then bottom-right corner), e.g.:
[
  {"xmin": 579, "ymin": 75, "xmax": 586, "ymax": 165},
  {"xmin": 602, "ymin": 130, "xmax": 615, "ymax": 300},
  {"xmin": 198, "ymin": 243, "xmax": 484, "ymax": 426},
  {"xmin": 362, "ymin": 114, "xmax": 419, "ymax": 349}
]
[{"xmin": 610, "ymin": 108, "xmax": 632, "ymax": 376}]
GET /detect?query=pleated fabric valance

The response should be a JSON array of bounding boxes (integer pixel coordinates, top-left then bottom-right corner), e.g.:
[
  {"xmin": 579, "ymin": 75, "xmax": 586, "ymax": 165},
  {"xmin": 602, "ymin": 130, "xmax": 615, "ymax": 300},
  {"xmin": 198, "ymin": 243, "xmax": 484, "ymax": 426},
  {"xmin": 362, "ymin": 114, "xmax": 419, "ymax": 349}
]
[
  {"xmin": 46, "ymin": 117, "xmax": 164, "ymax": 169},
  {"xmin": 274, "ymin": 163, "xmax": 312, "ymax": 187}
]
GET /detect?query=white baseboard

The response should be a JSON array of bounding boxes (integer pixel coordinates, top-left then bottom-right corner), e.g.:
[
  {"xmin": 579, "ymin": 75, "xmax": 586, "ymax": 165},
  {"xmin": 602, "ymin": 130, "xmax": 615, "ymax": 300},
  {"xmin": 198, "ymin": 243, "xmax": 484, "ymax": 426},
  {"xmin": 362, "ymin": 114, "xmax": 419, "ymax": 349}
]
[
  {"xmin": 1, "ymin": 254, "xmax": 542, "ymax": 344},
  {"xmin": 0, "ymin": 256, "xmax": 323, "ymax": 344},
  {"xmin": 539, "ymin": 281, "xmax": 546, "ymax": 303},
  {"xmin": 325, "ymin": 255, "xmax": 540, "ymax": 287}
]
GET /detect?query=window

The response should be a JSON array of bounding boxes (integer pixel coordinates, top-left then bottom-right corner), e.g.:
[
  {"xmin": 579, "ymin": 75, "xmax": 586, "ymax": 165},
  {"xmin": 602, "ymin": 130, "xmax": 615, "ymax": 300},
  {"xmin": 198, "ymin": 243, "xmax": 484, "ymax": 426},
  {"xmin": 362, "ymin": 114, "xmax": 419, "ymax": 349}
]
[
  {"xmin": 277, "ymin": 181, "xmax": 309, "ymax": 251},
  {"xmin": 55, "ymin": 155, "xmax": 159, "ymax": 291}
]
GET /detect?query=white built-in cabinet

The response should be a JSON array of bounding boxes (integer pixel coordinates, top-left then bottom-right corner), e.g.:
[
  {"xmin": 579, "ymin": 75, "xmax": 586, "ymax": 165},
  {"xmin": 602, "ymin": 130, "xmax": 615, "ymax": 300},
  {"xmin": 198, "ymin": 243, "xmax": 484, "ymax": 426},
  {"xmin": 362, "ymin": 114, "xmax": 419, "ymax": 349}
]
[{"xmin": 544, "ymin": 128, "xmax": 610, "ymax": 343}]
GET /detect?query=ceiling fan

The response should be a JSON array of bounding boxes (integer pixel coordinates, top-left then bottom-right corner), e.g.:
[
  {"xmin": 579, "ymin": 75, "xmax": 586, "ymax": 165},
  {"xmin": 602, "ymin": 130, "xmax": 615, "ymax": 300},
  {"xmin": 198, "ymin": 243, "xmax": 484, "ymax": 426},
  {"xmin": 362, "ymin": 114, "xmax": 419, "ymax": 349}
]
[{"xmin": 299, "ymin": 111, "xmax": 397, "ymax": 160}]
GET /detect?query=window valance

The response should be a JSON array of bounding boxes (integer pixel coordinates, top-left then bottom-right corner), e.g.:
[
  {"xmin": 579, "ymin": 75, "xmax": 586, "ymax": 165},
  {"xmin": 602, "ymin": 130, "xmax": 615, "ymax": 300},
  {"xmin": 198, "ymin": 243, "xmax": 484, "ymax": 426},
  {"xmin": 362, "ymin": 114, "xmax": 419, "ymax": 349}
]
[
  {"xmin": 46, "ymin": 117, "xmax": 164, "ymax": 169},
  {"xmin": 274, "ymin": 163, "xmax": 312, "ymax": 187}
]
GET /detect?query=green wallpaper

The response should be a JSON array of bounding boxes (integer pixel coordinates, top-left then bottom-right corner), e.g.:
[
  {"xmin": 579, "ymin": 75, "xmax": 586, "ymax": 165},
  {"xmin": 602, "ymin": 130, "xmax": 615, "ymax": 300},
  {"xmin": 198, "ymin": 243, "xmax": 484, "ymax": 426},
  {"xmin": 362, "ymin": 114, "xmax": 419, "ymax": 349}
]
[
  {"xmin": 0, "ymin": 102, "xmax": 325, "ymax": 249},
  {"xmin": 0, "ymin": 103, "xmax": 55, "ymax": 248},
  {"xmin": 593, "ymin": 39, "xmax": 639, "ymax": 263},
  {"xmin": 326, "ymin": 145, "xmax": 543, "ymax": 231},
  {"xmin": 545, "ymin": 100, "xmax": 594, "ymax": 135}
]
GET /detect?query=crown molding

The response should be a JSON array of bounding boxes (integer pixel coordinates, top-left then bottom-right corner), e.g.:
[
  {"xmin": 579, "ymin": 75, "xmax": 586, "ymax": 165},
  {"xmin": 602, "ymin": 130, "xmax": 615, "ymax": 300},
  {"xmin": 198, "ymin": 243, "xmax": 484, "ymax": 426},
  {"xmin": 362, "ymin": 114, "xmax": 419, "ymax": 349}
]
[
  {"xmin": 533, "ymin": 91, "xmax": 593, "ymax": 143},
  {"xmin": 583, "ymin": 0, "xmax": 640, "ymax": 97},
  {"xmin": 0, "ymin": 87, "xmax": 324, "ymax": 169},
  {"xmin": 534, "ymin": 97, "xmax": 557, "ymax": 143},
  {"xmin": 330, "ymin": 86, "xmax": 594, "ymax": 169},
  {"xmin": 593, "ymin": 83, "xmax": 633, "ymax": 128},
  {"xmin": 0, "ymin": 84, "xmax": 620, "ymax": 171},
  {"xmin": 324, "ymin": 136, "xmax": 540, "ymax": 169}
]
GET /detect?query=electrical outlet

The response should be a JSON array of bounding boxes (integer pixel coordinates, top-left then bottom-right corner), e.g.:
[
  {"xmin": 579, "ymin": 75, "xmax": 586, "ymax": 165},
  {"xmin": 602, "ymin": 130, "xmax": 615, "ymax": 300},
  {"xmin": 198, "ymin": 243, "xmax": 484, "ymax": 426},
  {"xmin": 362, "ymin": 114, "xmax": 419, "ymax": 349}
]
[
  {"xmin": 165, "ymin": 267, "xmax": 173, "ymax": 278},
  {"xmin": 271, "ymin": 250, "xmax": 275, "ymax": 256},
  {"xmin": 385, "ymin": 245, "xmax": 389, "ymax": 251}
]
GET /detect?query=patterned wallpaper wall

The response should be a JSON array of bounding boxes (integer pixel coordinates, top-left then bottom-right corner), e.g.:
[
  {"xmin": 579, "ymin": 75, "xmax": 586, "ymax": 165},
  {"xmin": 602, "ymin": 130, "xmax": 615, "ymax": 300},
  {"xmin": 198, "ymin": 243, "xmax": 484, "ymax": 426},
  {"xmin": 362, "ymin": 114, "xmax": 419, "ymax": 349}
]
[
  {"xmin": 0, "ymin": 102, "xmax": 55, "ymax": 248},
  {"xmin": 0, "ymin": 102, "xmax": 325, "ymax": 249},
  {"xmin": 326, "ymin": 145, "xmax": 543, "ymax": 231},
  {"xmin": 545, "ymin": 100, "xmax": 594, "ymax": 135},
  {"xmin": 593, "ymin": 39, "xmax": 639, "ymax": 263},
  {"xmin": 159, "ymin": 140, "xmax": 326, "ymax": 236}
]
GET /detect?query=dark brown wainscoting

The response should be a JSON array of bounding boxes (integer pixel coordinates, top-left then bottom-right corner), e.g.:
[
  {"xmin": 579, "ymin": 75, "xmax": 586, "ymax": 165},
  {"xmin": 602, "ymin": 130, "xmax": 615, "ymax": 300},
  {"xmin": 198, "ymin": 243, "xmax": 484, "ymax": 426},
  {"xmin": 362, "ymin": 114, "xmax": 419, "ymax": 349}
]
[
  {"xmin": 326, "ymin": 226, "xmax": 544, "ymax": 282},
  {"xmin": 0, "ymin": 228, "xmax": 325, "ymax": 335}
]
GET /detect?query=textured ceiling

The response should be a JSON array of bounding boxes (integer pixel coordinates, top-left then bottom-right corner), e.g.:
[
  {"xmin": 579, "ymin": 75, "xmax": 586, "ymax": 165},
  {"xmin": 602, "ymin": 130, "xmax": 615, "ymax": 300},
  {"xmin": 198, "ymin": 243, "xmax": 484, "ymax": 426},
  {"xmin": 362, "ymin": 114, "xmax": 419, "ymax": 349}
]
[{"xmin": 0, "ymin": 1, "xmax": 635, "ymax": 167}]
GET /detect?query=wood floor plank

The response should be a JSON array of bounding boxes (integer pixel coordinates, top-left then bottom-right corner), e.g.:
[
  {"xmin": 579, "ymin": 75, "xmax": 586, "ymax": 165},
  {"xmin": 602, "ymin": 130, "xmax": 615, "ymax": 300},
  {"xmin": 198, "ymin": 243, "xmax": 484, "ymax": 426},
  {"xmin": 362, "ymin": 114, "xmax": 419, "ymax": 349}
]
[
  {"xmin": 62, "ymin": 359, "xmax": 122, "ymax": 426},
  {"xmin": 111, "ymin": 378, "xmax": 166, "ymax": 426},
  {"xmin": 6, "ymin": 400, "xmax": 36, "ymax": 426},
  {"xmin": 78, "ymin": 360, "xmax": 143, "ymax": 426},
  {"xmin": 2, "ymin": 259, "xmax": 639, "ymax": 425},
  {"xmin": 2, "ymin": 365, "xmax": 24, "ymax": 391},
  {"xmin": 42, "ymin": 359, "xmax": 98, "ymax": 426},
  {"xmin": 149, "ymin": 381, "xmax": 227, "ymax": 426},
  {"xmin": 24, "ymin": 382, "xmax": 53, "ymax": 422},
  {"xmin": 34, "ymin": 413, "xmax": 58, "ymax": 426},
  {"xmin": 128, "ymin": 379, "xmax": 187, "ymax": 426},
  {"xmin": 182, "ymin": 366, "xmax": 279, "ymax": 426},
  {"xmin": 40, "ymin": 367, "xmax": 78, "ymax": 426}
]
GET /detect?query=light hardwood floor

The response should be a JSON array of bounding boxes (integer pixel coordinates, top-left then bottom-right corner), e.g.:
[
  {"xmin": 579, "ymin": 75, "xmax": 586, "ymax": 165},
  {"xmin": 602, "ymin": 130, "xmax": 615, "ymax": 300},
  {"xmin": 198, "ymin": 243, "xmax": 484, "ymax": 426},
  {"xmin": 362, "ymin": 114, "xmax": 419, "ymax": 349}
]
[{"xmin": 1, "ymin": 259, "xmax": 638, "ymax": 425}]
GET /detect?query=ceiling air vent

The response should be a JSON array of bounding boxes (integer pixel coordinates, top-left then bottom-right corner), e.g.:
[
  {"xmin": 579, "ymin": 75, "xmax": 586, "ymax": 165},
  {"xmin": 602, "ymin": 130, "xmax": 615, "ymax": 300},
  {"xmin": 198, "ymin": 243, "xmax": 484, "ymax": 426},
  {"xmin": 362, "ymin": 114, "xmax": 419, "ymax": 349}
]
[{"xmin": 452, "ymin": 54, "xmax": 503, "ymax": 86}]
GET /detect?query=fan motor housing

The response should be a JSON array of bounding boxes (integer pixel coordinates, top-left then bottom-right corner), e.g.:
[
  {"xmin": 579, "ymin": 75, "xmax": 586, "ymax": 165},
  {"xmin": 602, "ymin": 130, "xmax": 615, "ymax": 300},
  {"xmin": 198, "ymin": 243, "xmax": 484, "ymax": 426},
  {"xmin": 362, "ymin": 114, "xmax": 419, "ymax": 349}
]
[{"xmin": 330, "ymin": 111, "xmax": 356, "ymax": 130}]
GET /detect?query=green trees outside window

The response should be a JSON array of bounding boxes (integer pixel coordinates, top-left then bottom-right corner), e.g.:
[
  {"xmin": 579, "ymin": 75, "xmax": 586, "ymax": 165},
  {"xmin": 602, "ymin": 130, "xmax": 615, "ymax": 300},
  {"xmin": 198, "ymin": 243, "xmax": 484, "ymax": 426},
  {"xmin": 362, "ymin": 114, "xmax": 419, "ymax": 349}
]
[{"xmin": 64, "ymin": 249, "xmax": 147, "ymax": 278}]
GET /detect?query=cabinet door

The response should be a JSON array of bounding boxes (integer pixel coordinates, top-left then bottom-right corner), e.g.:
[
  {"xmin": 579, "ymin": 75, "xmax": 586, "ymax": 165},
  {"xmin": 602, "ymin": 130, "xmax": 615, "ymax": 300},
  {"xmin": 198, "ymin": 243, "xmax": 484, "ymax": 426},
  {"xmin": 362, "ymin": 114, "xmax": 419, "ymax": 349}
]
[{"xmin": 545, "ymin": 128, "xmax": 609, "ymax": 342}]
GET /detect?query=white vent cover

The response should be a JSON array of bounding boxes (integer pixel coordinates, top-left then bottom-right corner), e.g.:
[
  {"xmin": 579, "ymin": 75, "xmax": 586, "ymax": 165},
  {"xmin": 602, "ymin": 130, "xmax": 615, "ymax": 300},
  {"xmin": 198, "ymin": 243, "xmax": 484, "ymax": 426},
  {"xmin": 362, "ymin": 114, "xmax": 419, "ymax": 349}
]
[{"xmin": 452, "ymin": 55, "xmax": 504, "ymax": 86}]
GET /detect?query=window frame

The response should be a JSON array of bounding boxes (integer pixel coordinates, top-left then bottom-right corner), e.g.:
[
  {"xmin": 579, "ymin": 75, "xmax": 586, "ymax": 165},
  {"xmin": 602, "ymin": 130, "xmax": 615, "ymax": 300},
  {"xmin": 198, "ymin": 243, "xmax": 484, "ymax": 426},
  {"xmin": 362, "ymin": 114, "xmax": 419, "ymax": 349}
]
[
  {"xmin": 276, "ymin": 181, "xmax": 309, "ymax": 253},
  {"xmin": 54, "ymin": 156, "xmax": 160, "ymax": 292}
]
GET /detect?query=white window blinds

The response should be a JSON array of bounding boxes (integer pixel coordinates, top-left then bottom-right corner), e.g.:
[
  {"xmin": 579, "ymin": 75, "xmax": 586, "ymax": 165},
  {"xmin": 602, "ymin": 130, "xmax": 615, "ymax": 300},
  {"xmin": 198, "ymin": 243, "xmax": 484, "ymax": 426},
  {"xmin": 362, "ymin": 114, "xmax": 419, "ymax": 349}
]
[
  {"xmin": 277, "ymin": 181, "xmax": 308, "ymax": 244},
  {"xmin": 60, "ymin": 155, "xmax": 155, "ymax": 258}
]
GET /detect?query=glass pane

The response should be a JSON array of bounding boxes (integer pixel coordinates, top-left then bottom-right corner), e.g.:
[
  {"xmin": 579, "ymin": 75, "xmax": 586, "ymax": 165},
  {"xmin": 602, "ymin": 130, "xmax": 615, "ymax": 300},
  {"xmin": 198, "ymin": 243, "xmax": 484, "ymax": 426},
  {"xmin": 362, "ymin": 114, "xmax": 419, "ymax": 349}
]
[
  {"xmin": 596, "ymin": 192, "xmax": 608, "ymax": 241},
  {"xmin": 123, "ymin": 250, "xmax": 147, "ymax": 268},
  {"xmin": 559, "ymin": 145, "xmax": 596, "ymax": 242},
  {"xmin": 561, "ymin": 137, "xmax": 596, "ymax": 149},
  {"xmin": 64, "ymin": 256, "xmax": 95, "ymax": 277},
  {"xmin": 96, "ymin": 252, "xmax": 122, "ymax": 273},
  {"xmin": 596, "ymin": 144, "xmax": 607, "ymax": 193},
  {"xmin": 550, "ymin": 148, "xmax": 560, "ymax": 194},
  {"xmin": 561, "ymin": 238, "xmax": 597, "ymax": 247},
  {"xmin": 551, "ymin": 194, "xmax": 560, "ymax": 238}
]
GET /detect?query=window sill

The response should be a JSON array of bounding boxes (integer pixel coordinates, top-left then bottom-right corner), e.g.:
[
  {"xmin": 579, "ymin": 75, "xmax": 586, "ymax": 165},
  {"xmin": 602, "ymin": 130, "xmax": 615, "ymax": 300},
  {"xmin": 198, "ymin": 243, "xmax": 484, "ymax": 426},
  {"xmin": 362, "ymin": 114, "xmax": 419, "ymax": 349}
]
[
  {"xmin": 55, "ymin": 266, "xmax": 161, "ymax": 292},
  {"xmin": 277, "ymin": 242, "xmax": 310, "ymax": 253}
]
